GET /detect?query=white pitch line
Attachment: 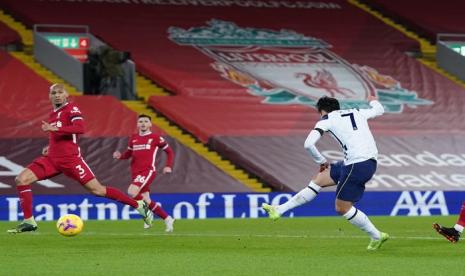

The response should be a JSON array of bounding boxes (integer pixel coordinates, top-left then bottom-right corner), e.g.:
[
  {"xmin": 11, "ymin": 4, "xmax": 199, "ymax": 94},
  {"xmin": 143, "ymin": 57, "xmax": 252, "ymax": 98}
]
[{"xmin": 23, "ymin": 232, "xmax": 446, "ymax": 240}]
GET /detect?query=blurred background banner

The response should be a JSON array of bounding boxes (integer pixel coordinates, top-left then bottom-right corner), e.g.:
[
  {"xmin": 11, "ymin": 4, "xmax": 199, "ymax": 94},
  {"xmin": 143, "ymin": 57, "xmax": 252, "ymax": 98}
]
[
  {"xmin": 0, "ymin": 191, "xmax": 462, "ymax": 221},
  {"xmin": 2, "ymin": 135, "xmax": 464, "ymax": 194}
]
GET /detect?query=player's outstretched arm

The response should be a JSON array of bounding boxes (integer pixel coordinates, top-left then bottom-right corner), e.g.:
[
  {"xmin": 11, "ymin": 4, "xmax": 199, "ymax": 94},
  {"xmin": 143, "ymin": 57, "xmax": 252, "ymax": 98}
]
[
  {"xmin": 116, "ymin": 136, "xmax": 134, "ymax": 160},
  {"xmin": 115, "ymin": 149, "xmax": 132, "ymax": 160},
  {"xmin": 304, "ymin": 129, "xmax": 327, "ymax": 165},
  {"xmin": 41, "ymin": 121, "xmax": 58, "ymax": 132},
  {"xmin": 43, "ymin": 120, "xmax": 85, "ymax": 135},
  {"xmin": 360, "ymin": 96, "xmax": 384, "ymax": 119}
]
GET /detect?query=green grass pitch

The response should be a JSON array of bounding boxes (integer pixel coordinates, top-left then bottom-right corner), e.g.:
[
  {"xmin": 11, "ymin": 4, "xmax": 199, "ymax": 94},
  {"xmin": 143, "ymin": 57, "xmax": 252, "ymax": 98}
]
[{"xmin": 1, "ymin": 216, "xmax": 463, "ymax": 275}]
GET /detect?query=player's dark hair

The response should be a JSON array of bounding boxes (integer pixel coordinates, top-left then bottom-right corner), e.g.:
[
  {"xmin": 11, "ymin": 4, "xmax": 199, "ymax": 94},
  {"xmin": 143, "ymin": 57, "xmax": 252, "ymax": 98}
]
[
  {"xmin": 138, "ymin": 114, "xmax": 151, "ymax": 121},
  {"xmin": 316, "ymin": 96, "xmax": 340, "ymax": 113}
]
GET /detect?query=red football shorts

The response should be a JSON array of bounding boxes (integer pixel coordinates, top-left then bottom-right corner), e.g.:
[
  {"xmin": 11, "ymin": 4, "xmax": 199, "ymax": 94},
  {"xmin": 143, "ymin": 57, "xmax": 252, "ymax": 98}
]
[
  {"xmin": 28, "ymin": 155, "xmax": 96, "ymax": 185},
  {"xmin": 131, "ymin": 170, "xmax": 156, "ymax": 193}
]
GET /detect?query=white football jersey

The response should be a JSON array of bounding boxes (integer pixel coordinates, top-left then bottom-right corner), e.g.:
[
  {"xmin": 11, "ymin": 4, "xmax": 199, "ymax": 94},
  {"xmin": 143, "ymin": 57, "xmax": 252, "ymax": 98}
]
[{"xmin": 313, "ymin": 100, "xmax": 384, "ymax": 165}]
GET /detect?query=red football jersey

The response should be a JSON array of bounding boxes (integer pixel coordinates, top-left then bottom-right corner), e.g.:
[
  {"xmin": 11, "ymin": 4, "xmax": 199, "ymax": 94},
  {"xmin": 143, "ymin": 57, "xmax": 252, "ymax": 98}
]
[
  {"xmin": 47, "ymin": 102, "xmax": 85, "ymax": 158},
  {"xmin": 121, "ymin": 132, "xmax": 173, "ymax": 173}
]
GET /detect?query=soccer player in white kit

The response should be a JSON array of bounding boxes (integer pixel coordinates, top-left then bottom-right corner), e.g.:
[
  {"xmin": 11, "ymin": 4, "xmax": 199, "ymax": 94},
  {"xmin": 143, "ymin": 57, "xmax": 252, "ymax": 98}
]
[{"xmin": 263, "ymin": 95, "xmax": 389, "ymax": 250}]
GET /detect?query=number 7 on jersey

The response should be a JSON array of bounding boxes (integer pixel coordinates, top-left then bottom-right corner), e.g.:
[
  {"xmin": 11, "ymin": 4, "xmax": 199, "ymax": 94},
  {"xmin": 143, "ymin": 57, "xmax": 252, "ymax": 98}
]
[{"xmin": 341, "ymin": 113, "xmax": 358, "ymax": 130}]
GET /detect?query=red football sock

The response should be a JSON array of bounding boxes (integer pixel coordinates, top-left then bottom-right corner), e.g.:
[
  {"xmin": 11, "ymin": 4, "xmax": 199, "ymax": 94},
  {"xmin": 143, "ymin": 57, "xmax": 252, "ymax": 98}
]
[
  {"xmin": 17, "ymin": 185, "xmax": 33, "ymax": 219},
  {"xmin": 149, "ymin": 201, "xmax": 168, "ymax": 219},
  {"xmin": 457, "ymin": 202, "xmax": 465, "ymax": 227},
  {"xmin": 105, "ymin": 186, "xmax": 138, "ymax": 208},
  {"xmin": 132, "ymin": 193, "xmax": 143, "ymax": 201}
]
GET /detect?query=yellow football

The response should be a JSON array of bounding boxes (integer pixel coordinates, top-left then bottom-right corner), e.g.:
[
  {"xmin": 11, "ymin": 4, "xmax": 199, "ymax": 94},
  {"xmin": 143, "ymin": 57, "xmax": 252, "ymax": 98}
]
[{"xmin": 56, "ymin": 214, "xmax": 84, "ymax": 237}]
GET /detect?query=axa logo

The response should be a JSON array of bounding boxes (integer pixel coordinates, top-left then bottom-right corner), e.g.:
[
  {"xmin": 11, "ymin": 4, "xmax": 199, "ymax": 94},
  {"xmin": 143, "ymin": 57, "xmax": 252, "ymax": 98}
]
[{"xmin": 390, "ymin": 191, "xmax": 449, "ymax": 216}]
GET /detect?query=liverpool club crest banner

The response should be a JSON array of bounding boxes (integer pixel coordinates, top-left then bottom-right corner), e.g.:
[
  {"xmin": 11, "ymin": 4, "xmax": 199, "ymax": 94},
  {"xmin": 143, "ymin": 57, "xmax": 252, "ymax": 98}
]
[{"xmin": 169, "ymin": 19, "xmax": 431, "ymax": 113}]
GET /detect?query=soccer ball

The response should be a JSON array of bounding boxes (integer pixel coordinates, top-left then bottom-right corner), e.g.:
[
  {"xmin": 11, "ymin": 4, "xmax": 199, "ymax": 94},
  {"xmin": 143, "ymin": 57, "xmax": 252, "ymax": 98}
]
[{"xmin": 56, "ymin": 214, "xmax": 84, "ymax": 237}]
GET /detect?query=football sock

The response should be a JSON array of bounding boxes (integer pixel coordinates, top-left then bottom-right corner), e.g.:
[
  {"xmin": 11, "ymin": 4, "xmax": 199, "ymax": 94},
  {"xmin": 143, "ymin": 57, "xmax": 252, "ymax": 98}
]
[
  {"xmin": 277, "ymin": 181, "xmax": 321, "ymax": 215},
  {"xmin": 455, "ymin": 202, "xmax": 465, "ymax": 233},
  {"xmin": 343, "ymin": 206, "xmax": 381, "ymax": 240},
  {"xmin": 24, "ymin": 217, "xmax": 37, "ymax": 226},
  {"xmin": 149, "ymin": 201, "xmax": 168, "ymax": 219},
  {"xmin": 132, "ymin": 194, "xmax": 144, "ymax": 201},
  {"xmin": 454, "ymin": 224, "xmax": 464, "ymax": 233},
  {"xmin": 17, "ymin": 185, "xmax": 33, "ymax": 219},
  {"xmin": 105, "ymin": 186, "xmax": 138, "ymax": 208}
]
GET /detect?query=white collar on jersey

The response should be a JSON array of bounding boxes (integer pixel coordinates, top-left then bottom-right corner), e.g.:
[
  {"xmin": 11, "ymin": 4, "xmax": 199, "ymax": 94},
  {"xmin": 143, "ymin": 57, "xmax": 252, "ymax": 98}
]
[
  {"xmin": 53, "ymin": 101, "xmax": 69, "ymax": 112},
  {"xmin": 138, "ymin": 130, "xmax": 152, "ymax": 136}
]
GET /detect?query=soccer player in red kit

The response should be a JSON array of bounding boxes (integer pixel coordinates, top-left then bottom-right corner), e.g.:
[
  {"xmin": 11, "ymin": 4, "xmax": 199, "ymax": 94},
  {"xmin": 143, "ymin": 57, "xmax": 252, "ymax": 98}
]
[
  {"xmin": 7, "ymin": 84, "xmax": 153, "ymax": 233},
  {"xmin": 433, "ymin": 202, "xmax": 465, "ymax": 243},
  {"xmin": 113, "ymin": 114, "xmax": 175, "ymax": 232}
]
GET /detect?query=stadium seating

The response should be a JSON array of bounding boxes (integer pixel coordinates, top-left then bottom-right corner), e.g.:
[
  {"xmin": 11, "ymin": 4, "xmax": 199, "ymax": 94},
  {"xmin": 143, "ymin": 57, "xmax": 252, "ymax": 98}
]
[
  {"xmin": 0, "ymin": 50, "xmax": 138, "ymax": 138},
  {"xmin": 1, "ymin": 0, "xmax": 465, "ymax": 192},
  {"xmin": 0, "ymin": 20, "xmax": 19, "ymax": 45},
  {"xmin": 365, "ymin": 0, "xmax": 465, "ymax": 42},
  {"xmin": 0, "ymin": 50, "xmax": 253, "ymax": 194}
]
